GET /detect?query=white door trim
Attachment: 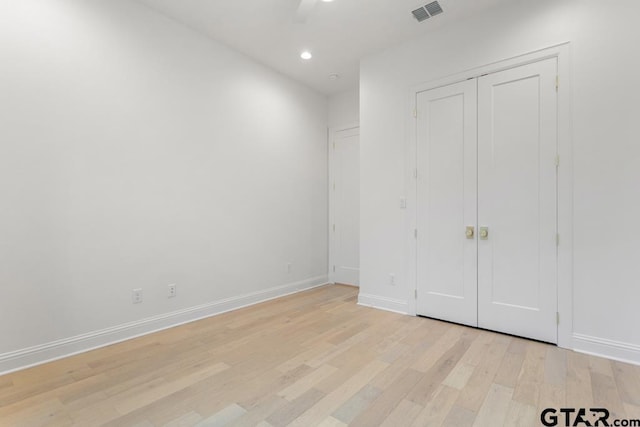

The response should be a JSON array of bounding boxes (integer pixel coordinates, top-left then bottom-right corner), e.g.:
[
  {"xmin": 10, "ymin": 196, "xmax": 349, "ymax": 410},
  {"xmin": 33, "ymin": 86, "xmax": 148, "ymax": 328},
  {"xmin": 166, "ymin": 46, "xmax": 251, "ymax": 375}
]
[
  {"xmin": 406, "ymin": 43, "xmax": 573, "ymax": 349},
  {"xmin": 328, "ymin": 122, "xmax": 360, "ymax": 285}
]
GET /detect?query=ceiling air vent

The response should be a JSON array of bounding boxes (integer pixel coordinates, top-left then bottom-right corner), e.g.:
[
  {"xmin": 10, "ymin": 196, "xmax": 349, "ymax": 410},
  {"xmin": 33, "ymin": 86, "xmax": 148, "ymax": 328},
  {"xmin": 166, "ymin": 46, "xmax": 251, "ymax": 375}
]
[
  {"xmin": 425, "ymin": 1, "xmax": 443, "ymax": 17},
  {"xmin": 411, "ymin": 6, "xmax": 430, "ymax": 22},
  {"xmin": 412, "ymin": 1, "xmax": 443, "ymax": 23}
]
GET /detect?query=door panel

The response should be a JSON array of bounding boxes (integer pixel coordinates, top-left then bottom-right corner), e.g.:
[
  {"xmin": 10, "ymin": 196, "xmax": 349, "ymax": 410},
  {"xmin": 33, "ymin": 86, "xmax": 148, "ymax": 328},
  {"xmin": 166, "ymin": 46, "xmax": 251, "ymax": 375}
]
[
  {"xmin": 477, "ymin": 58, "xmax": 558, "ymax": 343},
  {"xmin": 416, "ymin": 80, "xmax": 478, "ymax": 327},
  {"xmin": 332, "ymin": 127, "xmax": 360, "ymax": 286}
]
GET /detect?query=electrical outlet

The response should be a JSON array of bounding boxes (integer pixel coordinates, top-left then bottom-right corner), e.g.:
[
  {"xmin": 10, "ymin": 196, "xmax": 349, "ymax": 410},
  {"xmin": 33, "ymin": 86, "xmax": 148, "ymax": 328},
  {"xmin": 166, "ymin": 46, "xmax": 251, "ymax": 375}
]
[
  {"xmin": 132, "ymin": 288, "xmax": 143, "ymax": 304},
  {"xmin": 168, "ymin": 284, "xmax": 176, "ymax": 298},
  {"xmin": 389, "ymin": 274, "xmax": 396, "ymax": 286}
]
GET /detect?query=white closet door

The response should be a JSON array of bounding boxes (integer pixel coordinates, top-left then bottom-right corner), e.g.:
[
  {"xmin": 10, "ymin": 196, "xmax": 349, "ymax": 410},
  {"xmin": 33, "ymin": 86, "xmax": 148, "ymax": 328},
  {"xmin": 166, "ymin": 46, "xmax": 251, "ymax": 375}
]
[
  {"xmin": 332, "ymin": 127, "xmax": 360, "ymax": 286},
  {"xmin": 477, "ymin": 58, "xmax": 558, "ymax": 343},
  {"xmin": 416, "ymin": 80, "xmax": 478, "ymax": 327}
]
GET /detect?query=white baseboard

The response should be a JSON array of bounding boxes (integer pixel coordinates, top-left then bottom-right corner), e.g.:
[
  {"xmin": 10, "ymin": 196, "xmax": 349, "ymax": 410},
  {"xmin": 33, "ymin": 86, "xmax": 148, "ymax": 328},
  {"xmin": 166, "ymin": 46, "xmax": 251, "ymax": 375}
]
[
  {"xmin": 0, "ymin": 275, "xmax": 329, "ymax": 376},
  {"xmin": 573, "ymin": 333, "xmax": 640, "ymax": 366},
  {"xmin": 356, "ymin": 298, "xmax": 640, "ymax": 366},
  {"xmin": 357, "ymin": 293, "xmax": 409, "ymax": 315}
]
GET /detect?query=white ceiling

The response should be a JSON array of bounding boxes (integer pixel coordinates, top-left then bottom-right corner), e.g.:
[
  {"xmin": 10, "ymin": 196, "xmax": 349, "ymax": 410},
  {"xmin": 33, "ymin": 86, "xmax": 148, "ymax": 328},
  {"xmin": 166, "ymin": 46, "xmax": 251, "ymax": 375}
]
[{"xmin": 136, "ymin": 0, "xmax": 511, "ymax": 95}]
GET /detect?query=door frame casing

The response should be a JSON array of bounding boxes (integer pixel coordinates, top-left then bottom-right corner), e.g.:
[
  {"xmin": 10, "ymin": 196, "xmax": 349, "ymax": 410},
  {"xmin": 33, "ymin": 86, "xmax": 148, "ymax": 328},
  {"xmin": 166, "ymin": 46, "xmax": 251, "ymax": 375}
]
[
  {"xmin": 328, "ymin": 122, "xmax": 360, "ymax": 285},
  {"xmin": 406, "ymin": 43, "xmax": 573, "ymax": 349}
]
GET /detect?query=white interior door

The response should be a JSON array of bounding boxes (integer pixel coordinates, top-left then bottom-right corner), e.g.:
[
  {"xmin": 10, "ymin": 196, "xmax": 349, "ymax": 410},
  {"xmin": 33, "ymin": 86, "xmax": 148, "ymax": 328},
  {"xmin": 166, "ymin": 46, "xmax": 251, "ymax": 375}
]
[
  {"xmin": 477, "ymin": 58, "xmax": 558, "ymax": 343},
  {"xmin": 331, "ymin": 127, "xmax": 360, "ymax": 286},
  {"xmin": 416, "ymin": 80, "xmax": 478, "ymax": 327},
  {"xmin": 415, "ymin": 57, "xmax": 558, "ymax": 343}
]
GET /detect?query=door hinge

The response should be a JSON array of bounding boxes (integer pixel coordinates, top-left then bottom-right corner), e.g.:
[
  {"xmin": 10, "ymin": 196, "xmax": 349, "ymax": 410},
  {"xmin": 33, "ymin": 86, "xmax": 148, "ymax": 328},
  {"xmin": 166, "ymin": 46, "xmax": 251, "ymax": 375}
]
[
  {"xmin": 413, "ymin": 108, "xmax": 417, "ymax": 118},
  {"xmin": 556, "ymin": 233, "xmax": 560, "ymax": 246},
  {"xmin": 556, "ymin": 312, "xmax": 560, "ymax": 325},
  {"xmin": 333, "ymin": 265, "xmax": 336, "ymax": 273},
  {"xmin": 414, "ymin": 229, "xmax": 418, "ymax": 239},
  {"xmin": 555, "ymin": 155, "xmax": 560, "ymax": 168},
  {"xmin": 415, "ymin": 289, "xmax": 418, "ymax": 299},
  {"xmin": 556, "ymin": 76, "xmax": 559, "ymax": 92},
  {"xmin": 333, "ymin": 224, "xmax": 336, "ymax": 232},
  {"xmin": 413, "ymin": 169, "xmax": 418, "ymax": 179},
  {"xmin": 333, "ymin": 142, "xmax": 336, "ymax": 150},
  {"xmin": 333, "ymin": 182, "xmax": 336, "ymax": 191}
]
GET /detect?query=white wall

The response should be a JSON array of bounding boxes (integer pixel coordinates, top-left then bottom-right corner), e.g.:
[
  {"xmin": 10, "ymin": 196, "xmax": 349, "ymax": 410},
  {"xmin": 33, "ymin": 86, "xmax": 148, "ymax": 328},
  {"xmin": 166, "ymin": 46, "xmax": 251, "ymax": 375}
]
[
  {"xmin": 0, "ymin": 0, "xmax": 328, "ymax": 373},
  {"xmin": 328, "ymin": 87, "xmax": 359, "ymax": 129},
  {"xmin": 360, "ymin": 0, "xmax": 640, "ymax": 363}
]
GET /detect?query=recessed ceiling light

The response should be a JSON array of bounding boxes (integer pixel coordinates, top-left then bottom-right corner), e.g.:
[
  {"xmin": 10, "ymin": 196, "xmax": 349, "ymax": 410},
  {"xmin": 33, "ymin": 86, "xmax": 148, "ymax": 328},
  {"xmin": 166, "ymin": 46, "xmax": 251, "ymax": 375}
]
[
  {"xmin": 300, "ymin": 51, "xmax": 312, "ymax": 60},
  {"xmin": 322, "ymin": 0, "xmax": 334, "ymax": 2}
]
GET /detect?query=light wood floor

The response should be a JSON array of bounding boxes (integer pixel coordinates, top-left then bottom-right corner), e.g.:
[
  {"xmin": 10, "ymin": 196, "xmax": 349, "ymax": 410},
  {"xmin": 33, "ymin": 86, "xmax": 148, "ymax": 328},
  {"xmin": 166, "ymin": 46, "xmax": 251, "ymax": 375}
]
[{"xmin": 1, "ymin": 285, "xmax": 639, "ymax": 426}]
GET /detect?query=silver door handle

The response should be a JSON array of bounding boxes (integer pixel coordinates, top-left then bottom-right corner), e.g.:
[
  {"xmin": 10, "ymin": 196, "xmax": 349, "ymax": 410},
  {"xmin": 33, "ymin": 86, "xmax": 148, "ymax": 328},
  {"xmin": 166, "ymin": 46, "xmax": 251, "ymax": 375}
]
[{"xmin": 479, "ymin": 227, "xmax": 489, "ymax": 240}]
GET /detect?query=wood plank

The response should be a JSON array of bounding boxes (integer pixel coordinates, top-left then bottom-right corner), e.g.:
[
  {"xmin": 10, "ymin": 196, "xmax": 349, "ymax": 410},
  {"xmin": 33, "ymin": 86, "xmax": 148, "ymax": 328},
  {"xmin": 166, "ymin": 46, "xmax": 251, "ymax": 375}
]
[
  {"xmin": 512, "ymin": 341, "xmax": 547, "ymax": 406},
  {"xmin": 544, "ymin": 346, "xmax": 567, "ymax": 385},
  {"xmin": 227, "ymin": 395, "xmax": 286, "ymax": 427},
  {"xmin": 504, "ymin": 399, "xmax": 538, "ymax": 427},
  {"xmin": 276, "ymin": 342, "xmax": 335, "ymax": 373},
  {"xmin": 612, "ymin": 360, "xmax": 640, "ymax": 406},
  {"xmin": 287, "ymin": 359, "xmax": 389, "ymax": 426},
  {"xmin": 472, "ymin": 383, "xmax": 513, "ymax": 427},
  {"xmin": 266, "ymin": 388, "xmax": 325, "ymax": 427},
  {"xmin": 538, "ymin": 383, "xmax": 565, "ymax": 417},
  {"xmin": 624, "ymin": 403, "xmax": 640, "ymax": 419},
  {"xmin": 317, "ymin": 416, "xmax": 348, "ymax": 427},
  {"xmin": 589, "ymin": 355, "xmax": 614, "ymax": 377},
  {"xmin": 348, "ymin": 368, "xmax": 424, "ymax": 427},
  {"xmin": 441, "ymin": 404, "xmax": 477, "ymax": 427},
  {"xmin": 331, "ymin": 384, "xmax": 381, "ymax": 424},
  {"xmin": 442, "ymin": 362, "xmax": 476, "ymax": 390},
  {"xmin": 591, "ymin": 371, "xmax": 625, "ymax": 420},
  {"xmin": 494, "ymin": 349, "xmax": 525, "ymax": 389},
  {"xmin": 194, "ymin": 403, "xmax": 246, "ymax": 427},
  {"xmin": 379, "ymin": 399, "xmax": 423, "ymax": 427},
  {"xmin": 162, "ymin": 411, "xmax": 204, "ymax": 427},
  {"xmin": 278, "ymin": 365, "xmax": 338, "ymax": 402},
  {"xmin": 237, "ymin": 364, "xmax": 314, "ymax": 409},
  {"xmin": 0, "ymin": 398, "xmax": 73, "ymax": 427},
  {"xmin": 411, "ymin": 325, "xmax": 466, "ymax": 373},
  {"xmin": 566, "ymin": 350, "xmax": 594, "ymax": 408},
  {"xmin": 367, "ymin": 343, "xmax": 429, "ymax": 391},
  {"xmin": 69, "ymin": 397, "xmax": 121, "ymax": 426},
  {"xmin": 410, "ymin": 385, "xmax": 460, "ymax": 427},
  {"xmin": 112, "ymin": 362, "xmax": 230, "ymax": 415},
  {"xmin": 457, "ymin": 331, "xmax": 495, "ymax": 367},
  {"xmin": 456, "ymin": 335, "xmax": 510, "ymax": 411},
  {"xmin": 406, "ymin": 331, "xmax": 475, "ymax": 404}
]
